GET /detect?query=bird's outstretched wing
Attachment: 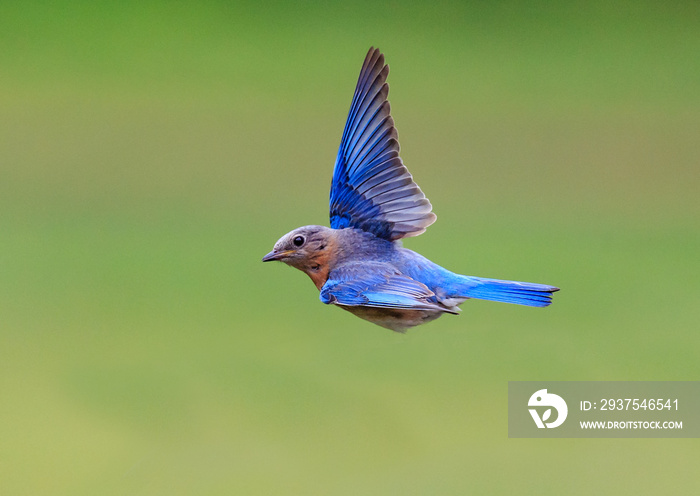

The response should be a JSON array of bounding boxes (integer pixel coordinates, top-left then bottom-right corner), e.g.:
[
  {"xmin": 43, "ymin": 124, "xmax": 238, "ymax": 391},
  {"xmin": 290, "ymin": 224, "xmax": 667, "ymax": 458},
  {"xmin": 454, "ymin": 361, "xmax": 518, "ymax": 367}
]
[
  {"xmin": 320, "ymin": 263, "xmax": 456, "ymax": 313},
  {"xmin": 329, "ymin": 47, "xmax": 437, "ymax": 241}
]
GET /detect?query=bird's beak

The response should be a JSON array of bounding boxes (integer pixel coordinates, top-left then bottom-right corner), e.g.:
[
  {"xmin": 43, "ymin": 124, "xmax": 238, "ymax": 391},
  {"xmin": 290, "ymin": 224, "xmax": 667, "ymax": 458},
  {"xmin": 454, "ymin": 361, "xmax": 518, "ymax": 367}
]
[{"xmin": 262, "ymin": 250, "xmax": 291, "ymax": 262}]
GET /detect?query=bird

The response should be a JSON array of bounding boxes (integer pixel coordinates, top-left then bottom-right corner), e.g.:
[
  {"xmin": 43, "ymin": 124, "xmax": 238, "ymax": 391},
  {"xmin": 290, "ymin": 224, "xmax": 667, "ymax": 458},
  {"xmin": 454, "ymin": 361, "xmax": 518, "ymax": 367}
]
[{"xmin": 262, "ymin": 47, "xmax": 559, "ymax": 332}]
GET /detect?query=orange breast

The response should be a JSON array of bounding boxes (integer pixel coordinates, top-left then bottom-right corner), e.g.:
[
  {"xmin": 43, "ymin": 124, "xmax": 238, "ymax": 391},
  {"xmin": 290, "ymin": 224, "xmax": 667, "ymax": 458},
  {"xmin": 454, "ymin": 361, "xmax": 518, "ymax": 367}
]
[
  {"xmin": 307, "ymin": 265, "xmax": 330, "ymax": 290},
  {"xmin": 303, "ymin": 234, "xmax": 337, "ymax": 290}
]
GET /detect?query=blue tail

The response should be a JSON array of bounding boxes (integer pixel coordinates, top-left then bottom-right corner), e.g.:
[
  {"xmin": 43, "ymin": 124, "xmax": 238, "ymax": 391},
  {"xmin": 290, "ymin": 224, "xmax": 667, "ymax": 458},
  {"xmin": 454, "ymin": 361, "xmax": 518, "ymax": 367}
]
[{"xmin": 460, "ymin": 277, "xmax": 559, "ymax": 307}]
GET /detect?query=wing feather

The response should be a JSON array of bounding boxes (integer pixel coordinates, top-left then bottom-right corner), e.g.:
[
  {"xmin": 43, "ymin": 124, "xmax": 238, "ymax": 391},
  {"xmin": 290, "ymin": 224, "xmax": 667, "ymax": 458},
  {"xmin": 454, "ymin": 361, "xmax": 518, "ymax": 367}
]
[
  {"xmin": 329, "ymin": 47, "xmax": 436, "ymax": 240},
  {"xmin": 320, "ymin": 263, "xmax": 456, "ymax": 314}
]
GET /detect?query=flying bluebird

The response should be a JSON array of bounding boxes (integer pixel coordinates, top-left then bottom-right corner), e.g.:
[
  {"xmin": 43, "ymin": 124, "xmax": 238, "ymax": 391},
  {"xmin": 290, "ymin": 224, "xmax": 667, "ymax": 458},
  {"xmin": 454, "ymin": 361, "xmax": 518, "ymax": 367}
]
[{"xmin": 263, "ymin": 47, "xmax": 559, "ymax": 332}]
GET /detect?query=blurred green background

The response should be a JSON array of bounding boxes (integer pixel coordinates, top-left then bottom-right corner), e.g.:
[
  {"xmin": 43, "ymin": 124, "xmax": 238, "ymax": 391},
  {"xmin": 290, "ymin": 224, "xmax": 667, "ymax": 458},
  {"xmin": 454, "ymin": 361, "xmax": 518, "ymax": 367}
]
[{"xmin": 1, "ymin": 1, "xmax": 698, "ymax": 494}]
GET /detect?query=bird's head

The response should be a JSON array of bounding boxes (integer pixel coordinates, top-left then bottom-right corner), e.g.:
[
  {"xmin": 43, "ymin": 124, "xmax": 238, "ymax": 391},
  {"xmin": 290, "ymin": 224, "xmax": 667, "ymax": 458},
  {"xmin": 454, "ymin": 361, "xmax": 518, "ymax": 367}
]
[{"xmin": 262, "ymin": 225, "xmax": 335, "ymax": 287}]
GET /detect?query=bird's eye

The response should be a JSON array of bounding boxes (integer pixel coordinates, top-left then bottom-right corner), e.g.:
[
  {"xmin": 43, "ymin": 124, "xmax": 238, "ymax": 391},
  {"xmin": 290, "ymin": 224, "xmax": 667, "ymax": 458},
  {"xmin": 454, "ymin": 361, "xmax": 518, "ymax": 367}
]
[{"xmin": 293, "ymin": 236, "xmax": 305, "ymax": 247}]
